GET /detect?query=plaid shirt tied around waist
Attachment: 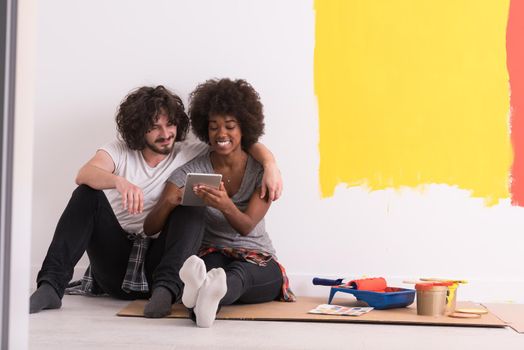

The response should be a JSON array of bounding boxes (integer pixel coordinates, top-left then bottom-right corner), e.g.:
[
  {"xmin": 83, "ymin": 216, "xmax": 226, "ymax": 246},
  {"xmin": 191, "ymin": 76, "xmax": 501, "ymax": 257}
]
[{"xmin": 65, "ymin": 234, "xmax": 151, "ymax": 296}]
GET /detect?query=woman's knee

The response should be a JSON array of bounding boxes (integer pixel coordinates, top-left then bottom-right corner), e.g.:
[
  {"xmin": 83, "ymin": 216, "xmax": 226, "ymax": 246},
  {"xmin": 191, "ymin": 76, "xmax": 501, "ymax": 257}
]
[
  {"xmin": 202, "ymin": 252, "xmax": 231, "ymax": 271},
  {"xmin": 164, "ymin": 206, "xmax": 206, "ymax": 234},
  {"xmin": 169, "ymin": 205, "xmax": 205, "ymax": 222}
]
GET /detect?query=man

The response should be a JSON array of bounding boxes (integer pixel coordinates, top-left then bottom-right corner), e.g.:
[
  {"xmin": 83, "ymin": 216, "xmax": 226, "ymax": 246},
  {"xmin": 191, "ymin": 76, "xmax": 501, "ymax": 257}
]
[{"xmin": 29, "ymin": 85, "xmax": 282, "ymax": 317}]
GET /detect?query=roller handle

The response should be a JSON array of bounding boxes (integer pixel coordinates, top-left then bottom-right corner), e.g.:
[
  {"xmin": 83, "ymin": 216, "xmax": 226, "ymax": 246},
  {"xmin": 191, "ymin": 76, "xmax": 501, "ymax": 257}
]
[{"xmin": 312, "ymin": 278, "xmax": 344, "ymax": 286}]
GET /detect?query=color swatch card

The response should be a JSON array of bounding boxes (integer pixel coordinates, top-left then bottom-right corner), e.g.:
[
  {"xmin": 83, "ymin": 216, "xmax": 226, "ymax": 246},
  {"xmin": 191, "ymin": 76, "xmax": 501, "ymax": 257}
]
[{"xmin": 308, "ymin": 304, "xmax": 373, "ymax": 316}]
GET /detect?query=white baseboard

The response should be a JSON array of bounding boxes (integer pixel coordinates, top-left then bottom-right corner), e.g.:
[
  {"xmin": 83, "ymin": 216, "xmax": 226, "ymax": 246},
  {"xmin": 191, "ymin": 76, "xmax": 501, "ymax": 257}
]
[{"xmin": 31, "ymin": 265, "xmax": 524, "ymax": 304}]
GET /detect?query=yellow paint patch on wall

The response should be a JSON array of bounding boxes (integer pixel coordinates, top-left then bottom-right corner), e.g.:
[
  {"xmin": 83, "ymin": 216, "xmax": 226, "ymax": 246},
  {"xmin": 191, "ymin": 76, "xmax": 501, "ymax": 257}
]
[{"xmin": 315, "ymin": 0, "xmax": 512, "ymax": 204}]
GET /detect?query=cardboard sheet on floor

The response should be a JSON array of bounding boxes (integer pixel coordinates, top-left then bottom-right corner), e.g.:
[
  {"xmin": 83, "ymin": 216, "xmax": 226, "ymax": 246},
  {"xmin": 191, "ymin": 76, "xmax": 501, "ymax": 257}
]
[
  {"xmin": 482, "ymin": 303, "xmax": 524, "ymax": 333},
  {"xmin": 117, "ymin": 296, "xmax": 506, "ymax": 328}
]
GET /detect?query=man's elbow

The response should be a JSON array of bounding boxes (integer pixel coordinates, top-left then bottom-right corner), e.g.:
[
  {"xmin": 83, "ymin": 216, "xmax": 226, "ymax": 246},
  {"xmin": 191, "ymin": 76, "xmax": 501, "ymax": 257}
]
[
  {"xmin": 75, "ymin": 167, "xmax": 89, "ymax": 185},
  {"xmin": 75, "ymin": 173, "xmax": 83, "ymax": 185}
]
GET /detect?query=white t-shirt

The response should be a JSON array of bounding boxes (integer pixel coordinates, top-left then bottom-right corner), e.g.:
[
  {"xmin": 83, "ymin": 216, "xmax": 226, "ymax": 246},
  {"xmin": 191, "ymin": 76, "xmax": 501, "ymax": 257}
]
[{"xmin": 100, "ymin": 138, "xmax": 207, "ymax": 236}]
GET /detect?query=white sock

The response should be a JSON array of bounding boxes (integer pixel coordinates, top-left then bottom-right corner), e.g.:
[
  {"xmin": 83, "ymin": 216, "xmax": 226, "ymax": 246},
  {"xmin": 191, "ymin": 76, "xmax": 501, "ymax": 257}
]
[
  {"xmin": 179, "ymin": 255, "xmax": 207, "ymax": 308},
  {"xmin": 194, "ymin": 268, "xmax": 227, "ymax": 328}
]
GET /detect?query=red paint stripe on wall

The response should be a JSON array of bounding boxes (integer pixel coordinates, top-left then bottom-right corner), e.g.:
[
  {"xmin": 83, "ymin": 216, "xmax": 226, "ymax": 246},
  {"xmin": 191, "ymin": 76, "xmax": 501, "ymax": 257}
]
[{"xmin": 508, "ymin": 0, "xmax": 524, "ymax": 205}]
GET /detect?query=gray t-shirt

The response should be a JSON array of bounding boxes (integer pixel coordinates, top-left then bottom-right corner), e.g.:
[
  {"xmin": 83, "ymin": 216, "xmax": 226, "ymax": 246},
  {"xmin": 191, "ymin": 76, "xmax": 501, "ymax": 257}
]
[{"xmin": 168, "ymin": 152, "xmax": 276, "ymax": 256}]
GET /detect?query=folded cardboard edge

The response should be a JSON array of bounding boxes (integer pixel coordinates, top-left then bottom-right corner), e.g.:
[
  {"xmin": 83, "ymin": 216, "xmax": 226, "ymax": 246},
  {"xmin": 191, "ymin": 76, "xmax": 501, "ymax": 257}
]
[{"xmin": 482, "ymin": 303, "xmax": 524, "ymax": 334}]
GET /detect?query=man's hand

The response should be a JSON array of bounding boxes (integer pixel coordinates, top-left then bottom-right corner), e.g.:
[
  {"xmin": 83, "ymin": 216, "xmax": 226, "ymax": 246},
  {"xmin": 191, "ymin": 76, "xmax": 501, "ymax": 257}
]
[
  {"xmin": 246, "ymin": 143, "xmax": 283, "ymax": 201},
  {"xmin": 194, "ymin": 182, "xmax": 235, "ymax": 213},
  {"xmin": 76, "ymin": 149, "xmax": 146, "ymax": 215},
  {"xmin": 260, "ymin": 163, "xmax": 283, "ymax": 201},
  {"xmin": 115, "ymin": 177, "xmax": 144, "ymax": 214}
]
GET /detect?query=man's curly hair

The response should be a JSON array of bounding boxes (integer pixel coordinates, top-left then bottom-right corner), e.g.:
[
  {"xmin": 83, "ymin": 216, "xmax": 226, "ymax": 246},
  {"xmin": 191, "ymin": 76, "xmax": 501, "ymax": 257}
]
[
  {"xmin": 189, "ymin": 78, "xmax": 265, "ymax": 149},
  {"xmin": 116, "ymin": 86, "xmax": 189, "ymax": 150}
]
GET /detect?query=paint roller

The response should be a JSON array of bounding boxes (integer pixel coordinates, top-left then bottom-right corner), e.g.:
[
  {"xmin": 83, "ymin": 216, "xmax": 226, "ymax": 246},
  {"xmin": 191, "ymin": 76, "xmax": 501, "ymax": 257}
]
[{"xmin": 312, "ymin": 277, "xmax": 387, "ymax": 292}]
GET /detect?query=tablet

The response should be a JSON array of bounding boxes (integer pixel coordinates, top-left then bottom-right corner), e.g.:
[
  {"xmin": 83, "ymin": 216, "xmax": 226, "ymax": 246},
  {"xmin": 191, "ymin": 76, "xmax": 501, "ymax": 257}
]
[{"xmin": 181, "ymin": 173, "xmax": 223, "ymax": 206}]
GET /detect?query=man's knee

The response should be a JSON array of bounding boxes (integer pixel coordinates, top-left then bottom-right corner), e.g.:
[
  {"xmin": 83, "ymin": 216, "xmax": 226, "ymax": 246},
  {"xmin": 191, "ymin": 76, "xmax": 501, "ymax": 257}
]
[{"xmin": 72, "ymin": 184, "xmax": 102, "ymax": 199}]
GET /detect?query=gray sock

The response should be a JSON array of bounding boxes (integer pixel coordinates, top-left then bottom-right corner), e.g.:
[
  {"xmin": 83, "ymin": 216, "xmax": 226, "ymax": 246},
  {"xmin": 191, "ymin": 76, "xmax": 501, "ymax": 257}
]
[
  {"xmin": 29, "ymin": 282, "xmax": 62, "ymax": 314},
  {"xmin": 144, "ymin": 287, "xmax": 173, "ymax": 318}
]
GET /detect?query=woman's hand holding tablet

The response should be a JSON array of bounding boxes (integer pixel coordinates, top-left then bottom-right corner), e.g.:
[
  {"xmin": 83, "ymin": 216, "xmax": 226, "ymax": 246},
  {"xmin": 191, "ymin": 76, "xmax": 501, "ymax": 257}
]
[{"xmin": 181, "ymin": 173, "xmax": 222, "ymax": 206}]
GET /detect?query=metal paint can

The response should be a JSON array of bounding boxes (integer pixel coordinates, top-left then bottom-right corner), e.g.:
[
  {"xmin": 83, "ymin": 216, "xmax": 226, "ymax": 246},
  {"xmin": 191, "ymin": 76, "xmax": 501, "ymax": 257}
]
[{"xmin": 415, "ymin": 282, "xmax": 452, "ymax": 316}]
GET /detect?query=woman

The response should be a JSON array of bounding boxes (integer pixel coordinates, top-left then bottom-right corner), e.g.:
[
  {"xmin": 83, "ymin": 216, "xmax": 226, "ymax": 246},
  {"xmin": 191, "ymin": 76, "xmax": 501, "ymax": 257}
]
[{"xmin": 144, "ymin": 78, "xmax": 294, "ymax": 327}]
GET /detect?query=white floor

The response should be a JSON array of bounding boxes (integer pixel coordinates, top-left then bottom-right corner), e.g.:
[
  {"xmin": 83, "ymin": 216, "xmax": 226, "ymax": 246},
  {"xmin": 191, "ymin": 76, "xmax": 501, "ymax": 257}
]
[{"xmin": 29, "ymin": 295, "xmax": 524, "ymax": 350}]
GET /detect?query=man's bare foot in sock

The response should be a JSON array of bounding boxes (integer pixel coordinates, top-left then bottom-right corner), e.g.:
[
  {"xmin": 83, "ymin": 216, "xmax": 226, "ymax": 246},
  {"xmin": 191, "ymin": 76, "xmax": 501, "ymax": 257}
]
[
  {"xmin": 29, "ymin": 282, "xmax": 62, "ymax": 314},
  {"xmin": 179, "ymin": 255, "xmax": 207, "ymax": 308},
  {"xmin": 194, "ymin": 268, "xmax": 227, "ymax": 328}
]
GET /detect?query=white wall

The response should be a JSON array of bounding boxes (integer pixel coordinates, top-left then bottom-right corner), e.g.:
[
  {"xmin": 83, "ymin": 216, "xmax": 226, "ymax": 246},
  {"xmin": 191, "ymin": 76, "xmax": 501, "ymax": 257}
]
[
  {"xmin": 12, "ymin": 0, "xmax": 36, "ymax": 348},
  {"xmin": 31, "ymin": 0, "xmax": 524, "ymax": 303}
]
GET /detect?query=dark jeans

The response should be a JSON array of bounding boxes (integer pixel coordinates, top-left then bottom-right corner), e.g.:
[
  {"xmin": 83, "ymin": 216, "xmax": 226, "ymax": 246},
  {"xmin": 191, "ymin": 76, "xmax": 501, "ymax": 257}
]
[
  {"xmin": 36, "ymin": 185, "xmax": 205, "ymax": 301},
  {"xmin": 202, "ymin": 252, "xmax": 283, "ymax": 305}
]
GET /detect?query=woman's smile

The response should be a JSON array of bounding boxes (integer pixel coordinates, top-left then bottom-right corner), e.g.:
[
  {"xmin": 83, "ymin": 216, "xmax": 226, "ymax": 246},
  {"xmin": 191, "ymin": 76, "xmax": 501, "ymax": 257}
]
[
  {"xmin": 208, "ymin": 115, "xmax": 242, "ymax": 154},
  {"xmin": 216, "ymin": 139, "xmax": 232, "ymax": 148}
]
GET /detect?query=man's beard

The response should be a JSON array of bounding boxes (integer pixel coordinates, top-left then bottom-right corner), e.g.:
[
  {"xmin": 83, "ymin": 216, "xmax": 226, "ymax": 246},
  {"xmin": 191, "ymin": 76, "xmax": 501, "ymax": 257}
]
[{"xmin": 145, "ymin": 136, "xmax": 174, "ymax": 155}]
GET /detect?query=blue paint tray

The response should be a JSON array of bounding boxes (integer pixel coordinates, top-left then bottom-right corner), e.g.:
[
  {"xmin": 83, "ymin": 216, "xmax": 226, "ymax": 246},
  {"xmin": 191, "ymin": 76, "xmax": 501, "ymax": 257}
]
[{"xmin": 328, "ymin": 286, "xmax": 415, "ymax": 310}]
